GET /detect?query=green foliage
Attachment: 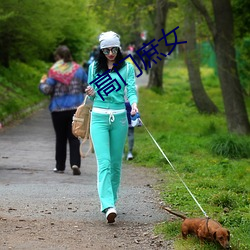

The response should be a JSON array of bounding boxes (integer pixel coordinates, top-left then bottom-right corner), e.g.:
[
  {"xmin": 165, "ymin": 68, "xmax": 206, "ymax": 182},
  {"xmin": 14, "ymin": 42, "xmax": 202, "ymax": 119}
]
[
  {"xmin": 92, "ymin": 0, "xmax": 156, "ymax": 46},
  {"xmin": 233, "ymin": 1, "xmax": 250, "ymax": 97},
  {"xmin": 232, "ymin": 0, "xmax": 250, "ymax": 39},
  {"xmin": 210, "ymin": 191, "xmax": 238, "ymax": 209},
  {"xmin": 236, "ymin": 37, "xmax": 250, "ymax": 95},
  {"xmin": 210, "ymin": 135, "xmax": 250, "ymax": 159},
  {"xmin": 154, "ymin": 221, "xmax": 181, "ymax": 240},
  {"xmin": 169, "ymin": 0, "xmax": 212, "ymax": 43},
  {"xmin": 129, "ymin": 58, "xmax": 250, "ymax": 249},
  {"xmin": 0, "ymin": 60, "xmax": 49, "ymax": 122},
  {"xmin": 0, "ymin": 0, "xmax": 99, "ymax": 66}
]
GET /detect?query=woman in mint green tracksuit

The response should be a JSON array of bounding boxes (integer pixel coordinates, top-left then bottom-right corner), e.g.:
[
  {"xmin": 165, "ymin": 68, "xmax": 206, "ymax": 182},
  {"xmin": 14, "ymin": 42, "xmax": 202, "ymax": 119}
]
[{"xmin": 86, "ymin": 31, "xmax": 138, "ymax": 223}]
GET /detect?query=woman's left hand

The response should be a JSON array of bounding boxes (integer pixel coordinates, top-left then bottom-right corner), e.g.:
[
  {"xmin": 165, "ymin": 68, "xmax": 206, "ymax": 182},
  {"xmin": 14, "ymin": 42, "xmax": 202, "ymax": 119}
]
[
  {"xmin": 131, "ymin": 103, "xmax": 138, "ymax": 116},
  {"xmin": 85, "ymin": 86, "xmax": 95, "ymax": 97}
]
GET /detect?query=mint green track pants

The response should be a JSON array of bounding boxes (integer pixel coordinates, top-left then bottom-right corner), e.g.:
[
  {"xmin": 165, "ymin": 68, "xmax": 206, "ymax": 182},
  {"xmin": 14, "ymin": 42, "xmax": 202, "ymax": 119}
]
[{"xmin": 90, "ymin": 111, "xmax": 128, "ymax": 212}]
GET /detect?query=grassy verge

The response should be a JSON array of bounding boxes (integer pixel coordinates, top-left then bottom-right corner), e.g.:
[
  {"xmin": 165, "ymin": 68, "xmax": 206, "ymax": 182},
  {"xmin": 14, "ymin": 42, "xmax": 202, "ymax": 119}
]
[
  {"xmin": 1, "ymin": 58, "xmax": 249, "ymax": 249},
  {"xmin": 0, "ymin": 60, "xmax": 50, "ymax": 124},
  {"xmin": 129, "ymin": 59, "xmax": 250, "ymax": 250}
]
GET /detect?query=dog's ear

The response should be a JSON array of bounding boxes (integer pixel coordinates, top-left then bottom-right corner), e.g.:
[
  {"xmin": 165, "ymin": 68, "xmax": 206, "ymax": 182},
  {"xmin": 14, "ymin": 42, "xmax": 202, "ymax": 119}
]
[
  {"xmin": 227, "ymin": 230, "xmax": 230, "ymax": 240},
  {"xmin": 213, "ymin": 231, "xmax": 217, "ymax": 240}
]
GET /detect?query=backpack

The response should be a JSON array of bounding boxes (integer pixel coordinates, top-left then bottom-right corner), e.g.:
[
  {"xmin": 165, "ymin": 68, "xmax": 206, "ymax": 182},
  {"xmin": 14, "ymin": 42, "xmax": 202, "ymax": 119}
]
[{"xmin": 72, "ymin": 95, "xmax": 93, "ymax": 158}]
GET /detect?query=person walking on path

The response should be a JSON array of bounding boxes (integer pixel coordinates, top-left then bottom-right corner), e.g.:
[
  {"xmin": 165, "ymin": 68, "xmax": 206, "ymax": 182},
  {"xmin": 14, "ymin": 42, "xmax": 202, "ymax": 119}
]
[
  {"xmin": 39, "ymin": 45, "xmax": 88, "ymax": 176},
  {"xmin": 124, "ymin": 54, "xmax": 139, "ymax": 161},
  {"xmin": 125, "ymin": 101, "xmax": 135, "ymax": 160},
  {"xmin": 85, "ymin": 31, "xmax": 139, "ymax": 223}
]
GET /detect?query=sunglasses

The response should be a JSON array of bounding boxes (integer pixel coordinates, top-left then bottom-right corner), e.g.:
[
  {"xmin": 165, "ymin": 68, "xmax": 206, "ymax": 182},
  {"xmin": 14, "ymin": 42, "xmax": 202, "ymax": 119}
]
[{"xmin": 102, "ymin": 47, "xmax": 119, "ymax": 55}]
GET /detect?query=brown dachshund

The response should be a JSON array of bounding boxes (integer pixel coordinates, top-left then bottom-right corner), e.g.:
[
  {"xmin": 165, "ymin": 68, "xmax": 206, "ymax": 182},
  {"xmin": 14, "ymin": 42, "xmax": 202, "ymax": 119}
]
[{"xmin": 162, "ymin": 207, "xmax": 231, "ymax": 249}]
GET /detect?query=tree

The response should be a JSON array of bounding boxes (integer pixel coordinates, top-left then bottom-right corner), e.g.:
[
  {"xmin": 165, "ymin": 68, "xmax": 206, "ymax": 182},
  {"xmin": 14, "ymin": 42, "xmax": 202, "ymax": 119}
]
[
  {"xmin": 191, "ymin": 0, "xmax": 250, "ymax": 134},
  {"xmin": 0, "ymin": 0, "xmax": 59, "ymax": 66},
  {"xmin": 91, "ymin": 0, "xmax": 156, "ymax": 48},
  {"xmin": 147, "ymin": 0, "xmax": 177, "ymax": 90},
  {"xmin": 184, "ymin": 1, "xmax": 218, "ymax": 114},
  {"xmin": 0, "ymin": 0, "xmax": 98, "ymax": 66}
]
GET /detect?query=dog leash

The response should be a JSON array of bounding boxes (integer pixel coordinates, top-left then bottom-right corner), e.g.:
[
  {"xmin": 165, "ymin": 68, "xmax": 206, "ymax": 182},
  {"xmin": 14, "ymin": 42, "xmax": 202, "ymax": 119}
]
[{"xmin": 139, "ymin": 118, "xmax": 209, "ymax": 218}]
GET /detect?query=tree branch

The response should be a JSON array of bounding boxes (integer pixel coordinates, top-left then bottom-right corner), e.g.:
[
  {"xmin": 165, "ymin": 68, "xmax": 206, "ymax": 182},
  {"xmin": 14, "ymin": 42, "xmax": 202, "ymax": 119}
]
[{"xmin": 190, "ymin": 0, "xmax": 216, "ymax": 37}]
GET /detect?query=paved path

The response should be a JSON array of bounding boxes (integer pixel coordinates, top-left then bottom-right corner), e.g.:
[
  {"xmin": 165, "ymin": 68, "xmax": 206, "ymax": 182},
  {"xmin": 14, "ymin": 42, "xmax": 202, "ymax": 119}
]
[
  {"xmin": 0, "ymin": 106, "xmax": 165, "ymax": 223},
  {"xmin": 0, "ymin": 73, "xmax": 173, "ymax": 249},
  {"xmin": 136, "ymin": 71, "xmax": 149, "ymax": 88}
]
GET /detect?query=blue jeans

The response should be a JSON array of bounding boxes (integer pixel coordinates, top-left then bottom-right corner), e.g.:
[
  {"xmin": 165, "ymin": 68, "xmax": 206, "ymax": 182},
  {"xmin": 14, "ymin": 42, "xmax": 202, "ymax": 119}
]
[{"xmin": 90, "ymin": 111, "xmax": 128, "ymax": 212}]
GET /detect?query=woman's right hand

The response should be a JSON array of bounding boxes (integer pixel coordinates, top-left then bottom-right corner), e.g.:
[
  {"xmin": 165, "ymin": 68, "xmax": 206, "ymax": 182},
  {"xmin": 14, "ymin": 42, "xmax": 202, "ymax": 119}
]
[
  {"xmin": 85, "ymin": 86, "xmax": 95, "ymax": 97},
  {"xmin": 131, "ymin": 103, "xmax": 138, "ymax": 116}
]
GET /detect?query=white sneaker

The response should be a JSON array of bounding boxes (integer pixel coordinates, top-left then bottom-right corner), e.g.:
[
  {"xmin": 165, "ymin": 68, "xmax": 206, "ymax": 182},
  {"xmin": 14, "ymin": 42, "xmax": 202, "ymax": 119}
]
[
  {"xmin": 127, "ymin": 152, "xmax": 133, "ymax": 160},
  {"xmin": 105, "ymin": 207, "xmax": 117, "ymax": 223}
]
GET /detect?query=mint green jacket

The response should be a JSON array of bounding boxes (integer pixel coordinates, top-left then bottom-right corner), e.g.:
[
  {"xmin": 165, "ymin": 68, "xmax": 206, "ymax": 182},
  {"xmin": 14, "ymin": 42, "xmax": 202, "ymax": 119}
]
[{"xmin": 87, "ymin": 61, "xmax": 138, "ymax": 110}]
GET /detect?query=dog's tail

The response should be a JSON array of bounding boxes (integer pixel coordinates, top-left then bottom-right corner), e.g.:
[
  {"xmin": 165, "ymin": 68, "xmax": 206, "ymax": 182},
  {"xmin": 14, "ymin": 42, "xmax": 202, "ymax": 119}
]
[{"xmin": 162, "ymin": 206, "xmax": 187, "ymax": 220}]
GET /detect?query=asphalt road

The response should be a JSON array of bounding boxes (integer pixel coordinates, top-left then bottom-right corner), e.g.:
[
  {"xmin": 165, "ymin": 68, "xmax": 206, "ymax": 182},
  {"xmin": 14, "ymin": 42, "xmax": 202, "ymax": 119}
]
[
  {"xmin": 0, "ymin": 73, "xmax": 173, "ymax": 249},
  {"xmin": 0, "ymin": 105, "xmax": 166, "ymax": 222}
]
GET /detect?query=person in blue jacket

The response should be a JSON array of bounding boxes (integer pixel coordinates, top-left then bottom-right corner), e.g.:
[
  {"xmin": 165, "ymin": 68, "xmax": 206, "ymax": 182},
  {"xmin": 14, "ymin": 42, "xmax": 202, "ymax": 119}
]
[
  {"xmin": 39, "ymin": 45, "xmax": 88, "ymax": 175},
  {"xmin": 85, "ymin": 31, "xmax": 139, "ymax": 223}
]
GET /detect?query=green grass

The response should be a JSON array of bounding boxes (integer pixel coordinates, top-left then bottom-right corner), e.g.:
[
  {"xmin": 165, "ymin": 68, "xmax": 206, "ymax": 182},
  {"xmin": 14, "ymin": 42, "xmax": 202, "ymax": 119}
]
[
  {"xmin": 128, "ymin": 59, "xmax": 250, "ymax": 250},
  {"xmin": 1, "ymin": 58, "xmax": 249, "ymax": 249},
  {"xmin": 0, "ymin": 60, "xmax": 50, "ymax": 123}
]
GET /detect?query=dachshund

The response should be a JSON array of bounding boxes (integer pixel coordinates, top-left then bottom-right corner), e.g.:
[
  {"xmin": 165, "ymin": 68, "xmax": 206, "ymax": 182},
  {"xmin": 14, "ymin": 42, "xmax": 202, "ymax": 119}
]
[{"xmin": 162, "ymin": 206, "xmax": 231, "ymax": 249}]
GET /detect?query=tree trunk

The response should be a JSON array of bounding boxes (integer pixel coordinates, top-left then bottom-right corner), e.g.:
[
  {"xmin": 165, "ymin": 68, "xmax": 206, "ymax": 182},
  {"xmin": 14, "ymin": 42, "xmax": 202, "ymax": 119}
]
[
  {"xmin": 147, "ymin": 0, "xmax": 169, "ymax": 90},
  {"xmin": 212, "ymin": 0, "xmax": 250, "ymax": 134},
  {"xmin": 191, "ymin": 0, "xmax": 250, "ymax": 134},
  {"xmin": 185, "ymin": 3, "xmax": 218, "ymax": 114}
]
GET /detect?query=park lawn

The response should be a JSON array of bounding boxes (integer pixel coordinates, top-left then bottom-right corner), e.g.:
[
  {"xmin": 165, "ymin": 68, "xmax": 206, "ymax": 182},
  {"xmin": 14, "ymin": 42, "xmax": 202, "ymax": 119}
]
[
  {"xmin": 1, "ymin": 57, "xmax": 249, "ymax": 249},
  {"xmin": 129, "ymin": 58, "xmax": 250, "ymax": 250}
]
